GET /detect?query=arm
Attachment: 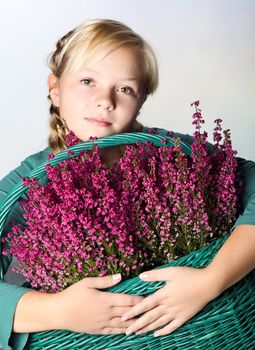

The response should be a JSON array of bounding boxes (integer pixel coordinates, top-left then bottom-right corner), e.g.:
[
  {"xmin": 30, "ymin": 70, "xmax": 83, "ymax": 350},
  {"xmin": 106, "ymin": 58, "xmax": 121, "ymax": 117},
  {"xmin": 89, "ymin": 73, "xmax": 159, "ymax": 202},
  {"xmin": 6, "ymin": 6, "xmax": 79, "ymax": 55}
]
[
  {"xmin": 208, "ymin": 157, "xmax": 255, "ymax": 292},
  {"xmin": 13, "ymin": 274, "xmax": 143, "ymax": 334},
  {"xmin": 206, "ymin": 224, "xmax": 255, "ymax": 294},
  {"xmin": 0, "ymin": 148, "xmax": 51, "ymax": 350},
  {"xmin": 0, "ymin": 283, "xmax": 30, "ymax": 350}
]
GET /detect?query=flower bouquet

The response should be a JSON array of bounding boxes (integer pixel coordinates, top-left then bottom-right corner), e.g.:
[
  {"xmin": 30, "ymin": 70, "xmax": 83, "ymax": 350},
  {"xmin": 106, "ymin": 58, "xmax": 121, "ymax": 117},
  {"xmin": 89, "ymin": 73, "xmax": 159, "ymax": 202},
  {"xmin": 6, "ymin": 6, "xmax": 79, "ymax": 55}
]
[{"xmin": 0, "ymin": 102, "xmax": 254, "ymax": 349}]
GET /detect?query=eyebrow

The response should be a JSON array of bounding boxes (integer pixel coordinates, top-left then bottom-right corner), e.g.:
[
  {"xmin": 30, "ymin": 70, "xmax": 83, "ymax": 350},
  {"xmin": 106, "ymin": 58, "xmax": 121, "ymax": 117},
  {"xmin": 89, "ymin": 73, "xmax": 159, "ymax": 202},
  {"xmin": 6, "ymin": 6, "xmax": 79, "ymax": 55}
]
[
  {"xmin": 77, "ymin": 68, "xmax": 139, "ymax": 82},
  {"xmin": 121, "ymin": 78, "xmax": 139, "ymax": 82}
]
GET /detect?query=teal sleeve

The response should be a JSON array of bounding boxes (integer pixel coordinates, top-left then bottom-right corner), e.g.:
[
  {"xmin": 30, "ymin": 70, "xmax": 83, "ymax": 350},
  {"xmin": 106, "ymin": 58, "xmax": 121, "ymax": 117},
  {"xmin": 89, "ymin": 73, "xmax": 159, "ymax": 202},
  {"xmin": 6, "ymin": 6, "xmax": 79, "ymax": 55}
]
[
  {"xmin": 0, "ymin": 283, "xmax": 30, "ymax": 350},
  {"xmin": 232, "ymin": 158, "xmax": 255, "ymax": 227},
  {"xmin": 147, "ymin": 127, "xmax": 255, "ymax": 228},
  {"xmin": 0, "ymin": 148, "xmax": 50, "ymax": 350}
]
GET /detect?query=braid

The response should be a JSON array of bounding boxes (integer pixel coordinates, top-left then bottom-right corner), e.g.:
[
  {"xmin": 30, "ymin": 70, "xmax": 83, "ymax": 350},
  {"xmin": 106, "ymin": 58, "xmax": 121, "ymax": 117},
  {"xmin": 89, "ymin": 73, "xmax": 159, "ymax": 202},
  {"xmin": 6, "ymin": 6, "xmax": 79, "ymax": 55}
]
[
  {"xmin": 48, "ymin": 29, "xmax": 75, "ymax": 77},
  {"xmin": 48, "ymin": 29, "xmax": 75, "ymax": 153},
  {"xmin": 48, "ymin": 104, "xmax": 67, "ymax": 153}
]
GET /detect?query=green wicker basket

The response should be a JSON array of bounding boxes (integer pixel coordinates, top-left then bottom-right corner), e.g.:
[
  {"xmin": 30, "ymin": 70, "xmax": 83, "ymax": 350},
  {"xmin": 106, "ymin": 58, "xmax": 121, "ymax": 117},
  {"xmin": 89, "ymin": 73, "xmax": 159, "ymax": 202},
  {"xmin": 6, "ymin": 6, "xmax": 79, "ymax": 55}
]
[{"xmin": 0, "ymin": 133, "xmax": 254, "ymax": 350}]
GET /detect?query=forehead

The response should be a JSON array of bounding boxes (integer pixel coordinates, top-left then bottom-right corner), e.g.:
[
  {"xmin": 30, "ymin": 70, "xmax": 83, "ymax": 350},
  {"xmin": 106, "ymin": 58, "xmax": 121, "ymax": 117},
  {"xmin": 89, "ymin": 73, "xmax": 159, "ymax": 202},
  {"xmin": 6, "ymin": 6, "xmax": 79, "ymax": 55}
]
[
  {"xmin": 66, "ymin": 45, "xmax": 144, "ymax": 81},
  {"xmin": 91, "ymin": 46, "xmax": 141, "ymax": 74}
]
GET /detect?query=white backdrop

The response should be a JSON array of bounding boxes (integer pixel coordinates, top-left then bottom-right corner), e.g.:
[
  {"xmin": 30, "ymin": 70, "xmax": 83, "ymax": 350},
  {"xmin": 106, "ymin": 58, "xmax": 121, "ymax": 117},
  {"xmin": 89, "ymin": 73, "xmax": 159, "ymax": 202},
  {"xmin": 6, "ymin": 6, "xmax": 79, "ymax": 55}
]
[{"xmin": 0, "ymin": 0, "xmax": 254, "ymax": 180}]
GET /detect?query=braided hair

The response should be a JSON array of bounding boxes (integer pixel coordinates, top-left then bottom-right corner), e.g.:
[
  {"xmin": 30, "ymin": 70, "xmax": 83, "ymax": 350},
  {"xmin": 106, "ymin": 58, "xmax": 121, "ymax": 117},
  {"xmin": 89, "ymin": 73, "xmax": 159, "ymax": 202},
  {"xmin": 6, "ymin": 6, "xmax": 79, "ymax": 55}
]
[{"xmin": 48, "ymin": 29, "xmax": 75, "ymax": 152}]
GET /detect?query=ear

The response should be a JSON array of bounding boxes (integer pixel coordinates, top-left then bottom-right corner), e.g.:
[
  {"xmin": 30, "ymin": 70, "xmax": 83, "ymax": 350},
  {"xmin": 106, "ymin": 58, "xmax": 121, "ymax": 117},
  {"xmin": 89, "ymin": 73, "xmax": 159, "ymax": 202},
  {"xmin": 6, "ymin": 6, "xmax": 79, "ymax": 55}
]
[{"xmin": 48, "ymin": 74, "xmax": 60, "ymax": 107}]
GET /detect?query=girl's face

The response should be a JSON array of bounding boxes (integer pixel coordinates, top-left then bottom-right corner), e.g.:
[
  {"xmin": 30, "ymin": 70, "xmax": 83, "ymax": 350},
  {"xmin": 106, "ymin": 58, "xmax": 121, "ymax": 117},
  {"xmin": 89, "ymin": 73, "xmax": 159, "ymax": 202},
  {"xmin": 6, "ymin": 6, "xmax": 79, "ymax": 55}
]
[{"xmin": 49, "ymin": 45, "xmax": 146, "ymax": 141}]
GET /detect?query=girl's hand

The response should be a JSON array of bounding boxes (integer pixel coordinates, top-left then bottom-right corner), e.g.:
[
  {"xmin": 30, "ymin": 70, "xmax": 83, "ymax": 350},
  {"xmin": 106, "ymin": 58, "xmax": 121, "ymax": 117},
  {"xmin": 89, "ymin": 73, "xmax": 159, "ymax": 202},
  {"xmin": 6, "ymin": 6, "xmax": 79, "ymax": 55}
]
[
  {"xmin": 55, "ymin": 273, "xmax": 144, "ymax": 335},
  {"xmin": 121, "ymin": 266, "xmax": 220, "ymax": 336}
]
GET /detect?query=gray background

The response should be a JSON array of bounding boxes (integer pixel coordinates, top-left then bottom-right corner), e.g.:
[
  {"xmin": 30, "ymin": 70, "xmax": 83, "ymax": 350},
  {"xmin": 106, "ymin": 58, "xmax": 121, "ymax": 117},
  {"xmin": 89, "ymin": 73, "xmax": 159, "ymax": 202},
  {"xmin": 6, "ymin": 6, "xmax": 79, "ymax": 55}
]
[{"xmin": 0, "ymin": 0, "xmax": 254, "ymax": 180}]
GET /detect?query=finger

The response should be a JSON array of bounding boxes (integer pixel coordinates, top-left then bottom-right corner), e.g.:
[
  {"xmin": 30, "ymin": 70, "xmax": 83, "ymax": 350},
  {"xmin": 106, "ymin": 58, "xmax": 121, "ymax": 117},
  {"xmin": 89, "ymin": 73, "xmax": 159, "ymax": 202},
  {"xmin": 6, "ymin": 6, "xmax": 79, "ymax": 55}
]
[
  {"xmin": 125, "ymin": 306, "xmax": 164, "ymax": 334},
  {"xmin": 139, "ymin": 267, "xmax": 175, "ymax": 282},
  {"xmin": 135, "ymin": 314, "xmax": 172, "ymax": 335},
  {"xmin": 154, "ymin": 319, "xmax": 182, "ymax": 336},
  {"xmin": 140, "ymin": 266, "xmax": 194, "ymax": 283},
  {"xmin": 121, "ymin": 295, "xmax": 158, "ymax": 321},
  {"xmin": 105, "ymin": 292, "xmax": 144, "ymax": 307},
  {"xmin": 110, "ymin": 316, "xmax": 141, "ymax": 329},
  {"xmin": 85, "ymin": 273, "xmax": 122, "ymax": 289},
  {"xmin": 101, "ymin": 318, "xmax": 141, "ymax": 335},
  {"xmin": 101, "ymin": 327, "xmax": 127, "ymax": 335},
  {"xmin": 111, "ymin": 306, "xmax": 138, "ymax": 317}
]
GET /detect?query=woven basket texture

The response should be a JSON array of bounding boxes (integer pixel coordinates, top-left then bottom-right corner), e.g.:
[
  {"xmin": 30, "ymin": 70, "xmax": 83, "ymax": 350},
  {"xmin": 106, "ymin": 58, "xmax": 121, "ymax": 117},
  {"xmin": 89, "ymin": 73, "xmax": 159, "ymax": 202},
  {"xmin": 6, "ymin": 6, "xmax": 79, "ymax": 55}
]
[{"xmin": 0, "ymin": 133, "xmax": 254, "ymax": 350}]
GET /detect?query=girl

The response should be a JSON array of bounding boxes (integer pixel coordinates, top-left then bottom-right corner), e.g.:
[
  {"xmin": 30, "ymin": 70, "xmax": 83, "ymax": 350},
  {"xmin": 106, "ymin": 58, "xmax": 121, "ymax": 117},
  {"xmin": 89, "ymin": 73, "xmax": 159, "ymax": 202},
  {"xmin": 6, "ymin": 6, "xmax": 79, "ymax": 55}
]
[{"xmin": 0, "ymin": 19, "xmax": 255, "ymax": 350}]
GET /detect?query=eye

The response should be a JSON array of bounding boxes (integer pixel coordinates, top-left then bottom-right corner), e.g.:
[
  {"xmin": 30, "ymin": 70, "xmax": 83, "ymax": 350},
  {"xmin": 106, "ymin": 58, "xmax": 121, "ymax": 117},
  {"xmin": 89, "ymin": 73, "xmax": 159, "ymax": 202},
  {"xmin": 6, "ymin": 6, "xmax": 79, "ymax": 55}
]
[
  {"xmin": 80, "ymin": 78, "xmax": 93, "ymax": 86},
  {"xmin": 118, "ymin": 86, "xmax": 134, "ymax": 95}
]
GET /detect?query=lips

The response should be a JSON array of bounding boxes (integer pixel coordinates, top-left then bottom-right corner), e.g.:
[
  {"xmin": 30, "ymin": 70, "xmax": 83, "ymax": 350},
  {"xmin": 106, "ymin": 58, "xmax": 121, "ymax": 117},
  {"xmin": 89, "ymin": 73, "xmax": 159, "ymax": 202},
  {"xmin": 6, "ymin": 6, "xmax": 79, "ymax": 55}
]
[{"xmin": 85, "ymin": 117, "xmax": 112, "ymax": 127}]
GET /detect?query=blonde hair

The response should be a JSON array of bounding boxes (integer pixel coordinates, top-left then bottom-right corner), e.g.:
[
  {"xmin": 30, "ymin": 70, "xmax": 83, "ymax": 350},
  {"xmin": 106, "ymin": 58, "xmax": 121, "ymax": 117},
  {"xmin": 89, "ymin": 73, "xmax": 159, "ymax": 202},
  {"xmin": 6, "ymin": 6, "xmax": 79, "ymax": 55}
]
[{"xmin": 48, "ymin": 19, "xmax": 159, "ymax": 152}]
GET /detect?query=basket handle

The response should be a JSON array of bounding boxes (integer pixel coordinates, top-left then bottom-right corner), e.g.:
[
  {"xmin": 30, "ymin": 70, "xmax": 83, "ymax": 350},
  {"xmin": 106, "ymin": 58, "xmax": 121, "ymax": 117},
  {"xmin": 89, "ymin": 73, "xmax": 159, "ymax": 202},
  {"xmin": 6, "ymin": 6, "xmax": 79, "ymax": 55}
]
[{"xmin": 0, "ymin": 132, "xmax": 191, "ymax": 279}]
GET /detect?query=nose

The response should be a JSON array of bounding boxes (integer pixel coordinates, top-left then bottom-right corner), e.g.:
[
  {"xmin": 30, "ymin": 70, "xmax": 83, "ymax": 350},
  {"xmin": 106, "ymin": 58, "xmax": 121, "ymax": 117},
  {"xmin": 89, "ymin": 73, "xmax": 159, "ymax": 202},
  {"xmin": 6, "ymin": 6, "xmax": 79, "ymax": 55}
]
[{"xmin": 96, "ymin": 89, "xmax": 115, "ymax": 111}]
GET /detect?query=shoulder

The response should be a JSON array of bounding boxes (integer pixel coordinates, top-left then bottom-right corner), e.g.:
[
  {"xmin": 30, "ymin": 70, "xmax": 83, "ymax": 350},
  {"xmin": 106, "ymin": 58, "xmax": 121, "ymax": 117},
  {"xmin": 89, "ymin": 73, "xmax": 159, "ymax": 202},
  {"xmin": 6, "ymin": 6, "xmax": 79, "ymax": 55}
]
[
  {"xmin": 19, "ymin": 147, "xmax": 51, "ymax": 170},
  {"xmin": 3, "ymin": 147, "xmax": 51, "ymax": 179},
  {"xmin": 0, "ymin": 147, "xmax": 51, "ymax": 202}
]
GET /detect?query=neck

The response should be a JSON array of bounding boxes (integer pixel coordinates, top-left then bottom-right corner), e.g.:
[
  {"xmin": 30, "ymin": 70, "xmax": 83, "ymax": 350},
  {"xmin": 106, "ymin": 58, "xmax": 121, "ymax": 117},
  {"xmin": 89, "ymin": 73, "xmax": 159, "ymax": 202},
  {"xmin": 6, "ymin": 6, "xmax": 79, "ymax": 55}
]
[{"xmin": 99, "ymin": 145, "xmax": 125, "ymax": 167}]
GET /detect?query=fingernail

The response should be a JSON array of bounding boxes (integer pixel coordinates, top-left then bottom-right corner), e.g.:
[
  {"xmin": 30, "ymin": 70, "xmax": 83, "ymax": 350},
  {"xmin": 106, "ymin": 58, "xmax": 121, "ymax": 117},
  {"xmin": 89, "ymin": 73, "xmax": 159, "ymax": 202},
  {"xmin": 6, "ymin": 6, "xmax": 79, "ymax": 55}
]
[
  {"xmin": 126, "ymin": 329, "xmax": 133, "ymax": 336},
  {"xmin": 112, "ymin": 273, "xmax": 121, "ymax": 280},
  {"xmin": 139, "ymin": 273, "xmax": 148, "ymax": 280},
  {"xmin": 122, "ymin": 314, "xmax": 129, "ymax": 321},
  {"xmin": 154, "ymin": 331, "xmax": 160, "ymax": 337}
]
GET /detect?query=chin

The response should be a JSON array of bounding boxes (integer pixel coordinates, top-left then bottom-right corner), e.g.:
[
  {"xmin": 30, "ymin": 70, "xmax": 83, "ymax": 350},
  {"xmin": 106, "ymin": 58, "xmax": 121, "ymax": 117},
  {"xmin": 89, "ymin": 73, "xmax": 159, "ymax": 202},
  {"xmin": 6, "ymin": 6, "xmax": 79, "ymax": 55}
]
[{"xmin": 79, "ymin": 131, "xmax": 113, "ymax": 141}]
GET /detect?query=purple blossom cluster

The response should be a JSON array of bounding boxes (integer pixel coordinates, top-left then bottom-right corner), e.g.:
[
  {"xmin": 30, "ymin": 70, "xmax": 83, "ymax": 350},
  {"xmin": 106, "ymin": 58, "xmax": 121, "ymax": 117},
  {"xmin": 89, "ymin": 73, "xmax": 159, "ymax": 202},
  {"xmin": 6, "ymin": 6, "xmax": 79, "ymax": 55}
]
[{"xmin": 3, "ymin": 102, "xmax": 240, "ymax": 292}]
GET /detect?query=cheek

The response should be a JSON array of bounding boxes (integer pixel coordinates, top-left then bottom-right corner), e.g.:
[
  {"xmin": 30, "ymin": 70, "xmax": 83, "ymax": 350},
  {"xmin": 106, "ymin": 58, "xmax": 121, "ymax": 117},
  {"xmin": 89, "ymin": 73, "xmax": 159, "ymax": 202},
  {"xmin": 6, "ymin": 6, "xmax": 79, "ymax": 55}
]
[
  {"xmin": 128, "ymin": 103, "xmax": 140, "ymax": 121},
  {"xmin": 120, "ymin": 98, "xmax": 140, "ymax": 114},
  {"xmin": 118, "ymin": 109, "xmax": 139, "ymax": 129},
  {"xmin": 59, "ymin": 92, "xmax": 83, "ymax": 115}
]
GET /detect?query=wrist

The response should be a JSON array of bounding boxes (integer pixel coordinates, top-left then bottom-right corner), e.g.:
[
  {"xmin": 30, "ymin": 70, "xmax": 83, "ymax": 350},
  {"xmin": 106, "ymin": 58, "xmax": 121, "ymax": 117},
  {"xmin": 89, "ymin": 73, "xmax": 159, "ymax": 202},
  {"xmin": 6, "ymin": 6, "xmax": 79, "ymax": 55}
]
[
  {"xmin": 13, "ymin": 290, "xmax": 63, "ymax": 332},
  {"xmin": 52, "ymin": 289, "xmax": 73, "ymax": 331},
  {"xmin": 47, "ymin": 291, "xmax": 65, "ymax": 330},
  {"xmin": 202, "ymin": 266, "xmax": 225, "ymax": 300}
]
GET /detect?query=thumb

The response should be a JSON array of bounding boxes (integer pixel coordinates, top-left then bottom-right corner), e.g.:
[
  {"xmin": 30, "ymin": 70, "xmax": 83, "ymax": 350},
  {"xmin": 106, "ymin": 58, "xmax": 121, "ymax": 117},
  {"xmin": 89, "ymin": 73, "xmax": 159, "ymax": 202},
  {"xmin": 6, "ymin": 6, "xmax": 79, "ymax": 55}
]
[
  {"xmin": 85, "ymin": 273, "xmax": 122, "ymax": 289},
  {"xmin": 139, "ymin": 267, "xmax": 176, "ymax": 282}
]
